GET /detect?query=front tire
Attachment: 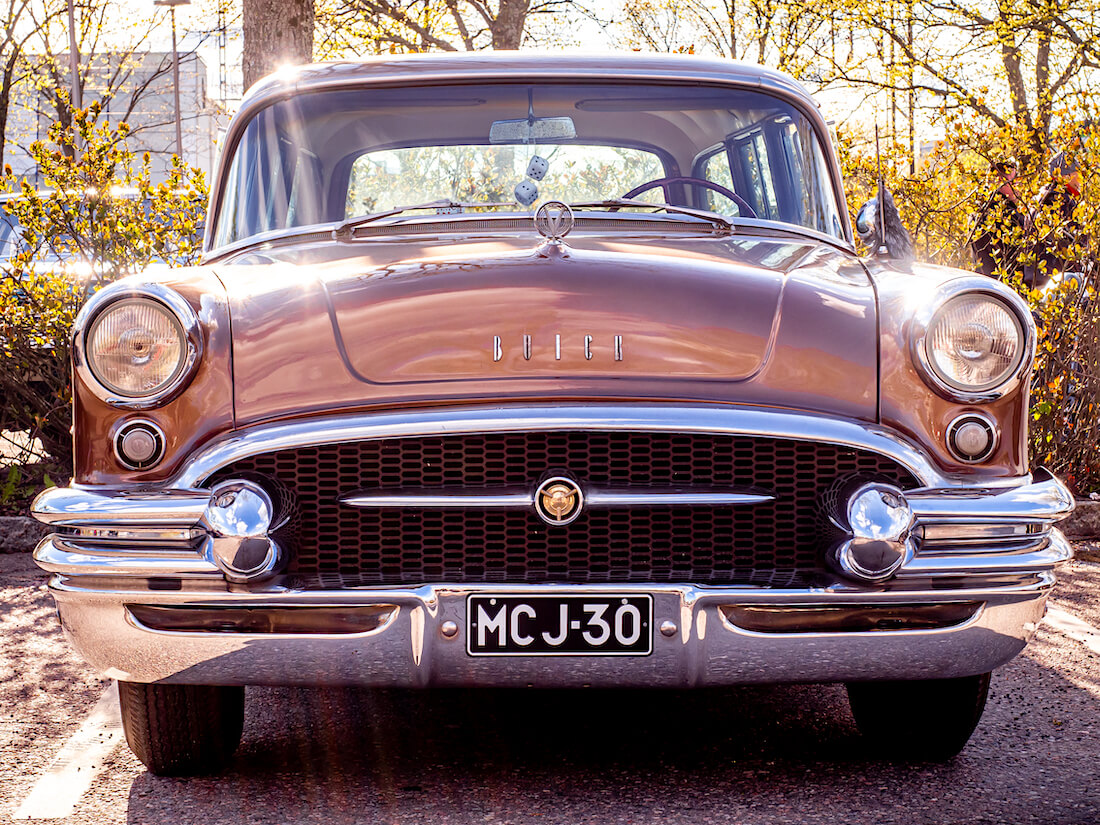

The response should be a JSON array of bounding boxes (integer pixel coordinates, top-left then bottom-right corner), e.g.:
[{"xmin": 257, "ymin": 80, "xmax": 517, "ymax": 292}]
[
  {"xmin": 846, "ymin": 672, "xmax": 991, "ymax": 761},
  {"xmin": 118, "ymin": 681, "xmax": 245, "ymax": 776}
]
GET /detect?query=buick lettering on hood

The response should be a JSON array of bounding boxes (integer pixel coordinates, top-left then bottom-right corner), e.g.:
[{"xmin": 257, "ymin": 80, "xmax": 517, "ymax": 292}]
[{"xmin": 33, "ymin": 53, "xmax": 1073, "ymax": 775}]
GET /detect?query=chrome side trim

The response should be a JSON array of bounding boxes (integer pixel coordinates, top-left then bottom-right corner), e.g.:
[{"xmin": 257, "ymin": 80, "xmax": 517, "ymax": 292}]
[
  {"xmin": 900, "ymin": 530, "xmax": 1072, "ymax": 577},
  {"xmin": 340, "ymin": 487, "xmax": 775, "ymax": 509},
  {"xmin": 342, "ymin": 491, "xmax": 534, "ymax": 508},
  {"xmin": 168, "ymin": 404, "xmax": 951, "ymax": 489},
  {"xmin": 32, "ymin": 487, "xmax": 211, "ymax": 527},
  {"xmin": 49, "ymin": 570, "xmax": 1059, "ymax": 602},
  {"xmin": 586, "ymin": 490, "xmax": 773, "ymax": 506},
  {"xmin": 35, "ymin": 536, "xmax": 218, "ymax": 578},
  {"xmin": 908, "ymin": 468, "xmax": 1074, "ymax": 524},
  {"xmin": 71, "ymin": 527, "xmax": 201, "ymax": 543}
]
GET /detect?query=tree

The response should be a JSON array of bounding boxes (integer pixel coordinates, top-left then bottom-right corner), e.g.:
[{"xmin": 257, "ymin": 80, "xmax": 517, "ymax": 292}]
[
  {"xmin": 242, "ymin": 0, "xmax": 314, "ymax": 90},
  {"xmin": 619, "ymin": 0, "xmax": 839, "ymax": 80},
  {"xmin": 821, "ymin": 0, "xmax": 1100, "ymax": 155},
  {"xmin": 0, "ymin": 104, "xmax": 206, "ymax": 472},
  {"xmin": 315, "ymin": 0, "xmax": 576, "ymax": 58},
  {"xmin": 0, "ymin": 0, "xmax": 42, "ymax": 169}
]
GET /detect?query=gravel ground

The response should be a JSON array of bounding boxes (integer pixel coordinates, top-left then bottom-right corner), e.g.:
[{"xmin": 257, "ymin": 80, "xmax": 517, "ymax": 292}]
[
  {"xmin": 1, "ymin": 553, "xmax": 1098, "ymax": 825},
  {"xmin": 0, "ymin": 556, "xmax": 112, "ymax": 820},
  {"xmin": 1050, "ymin": 556, "xmax": 1100, "ymax": 626}
]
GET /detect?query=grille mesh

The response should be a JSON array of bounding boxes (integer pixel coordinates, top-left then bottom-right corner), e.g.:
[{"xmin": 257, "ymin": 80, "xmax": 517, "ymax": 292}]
[{"xmin": 211, "ymin": 431, "xmax": 918, "ymax": 587}]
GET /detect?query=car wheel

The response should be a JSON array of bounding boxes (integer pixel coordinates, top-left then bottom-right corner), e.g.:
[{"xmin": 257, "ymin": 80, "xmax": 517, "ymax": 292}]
[
  {"xmin": 118, "ymin": 681, "xmax": 245, "ymax": 776},
  {"xmin": 845, "ymin": 671, "xmax": 991, "ymax": 761}
]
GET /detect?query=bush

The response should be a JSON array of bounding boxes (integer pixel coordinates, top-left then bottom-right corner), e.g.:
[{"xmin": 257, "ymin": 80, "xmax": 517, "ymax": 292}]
[
  {"xmin": 0, "ymin": 104, "xmax": 206, "ymax": 480},
  {"xmin": 843, "ymin": 119, "xmax": 1100, "ymax": 493}
]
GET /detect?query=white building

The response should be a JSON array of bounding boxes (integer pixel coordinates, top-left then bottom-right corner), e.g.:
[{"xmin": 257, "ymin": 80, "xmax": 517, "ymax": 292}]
[{"xmin": 5, "ymin": 51, "xmax": 226, "ymax": 185}]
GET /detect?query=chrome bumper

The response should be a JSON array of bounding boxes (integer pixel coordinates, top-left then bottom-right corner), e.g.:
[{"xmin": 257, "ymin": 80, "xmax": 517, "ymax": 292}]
[{"xmin": 45, "ymin": 569, "xmax": 1059, "ymax": 686}]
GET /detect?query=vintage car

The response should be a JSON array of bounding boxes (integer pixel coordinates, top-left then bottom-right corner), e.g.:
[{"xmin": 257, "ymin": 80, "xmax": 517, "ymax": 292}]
[{"xmin": 32, "ymin": 53, "xmax": 1073, "ymax": 775}]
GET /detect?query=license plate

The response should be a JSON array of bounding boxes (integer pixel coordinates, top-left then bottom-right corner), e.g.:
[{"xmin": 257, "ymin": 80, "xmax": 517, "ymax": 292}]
[{"xmin": 466, "ymin": 594, "xmax": 653, "ymax": 656}]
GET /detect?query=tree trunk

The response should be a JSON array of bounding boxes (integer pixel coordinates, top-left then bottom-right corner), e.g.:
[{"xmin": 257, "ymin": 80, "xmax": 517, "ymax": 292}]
[
  {"xmin": 242, "ymin": 0, "xmax": 314, "ymax": 92},
  {"xmin": 0, "ymin": 52, "xmax": 19, "ymax": 170},
  {"xmin": 1034, "ymin": 9, "xmax": 1052, "ymax": 145},
  {"xmin": 491, "ymin": 0, "xmax": 530, "ymax": 49},
  {"xmin": 728, "ymin": 0, "xmax": 736, "ymax": 61}
]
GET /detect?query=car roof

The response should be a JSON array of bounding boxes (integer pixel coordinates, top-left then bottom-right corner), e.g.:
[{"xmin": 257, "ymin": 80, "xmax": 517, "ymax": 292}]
[{"xmin": 241, "ymin": 51, "xmax": 815, "ymax": 111}]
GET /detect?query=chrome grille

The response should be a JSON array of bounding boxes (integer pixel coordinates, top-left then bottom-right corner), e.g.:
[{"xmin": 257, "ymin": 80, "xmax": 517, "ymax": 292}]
[{"xmin": 211, "ymin": 431, "xmax": 918, "ymax": 587}]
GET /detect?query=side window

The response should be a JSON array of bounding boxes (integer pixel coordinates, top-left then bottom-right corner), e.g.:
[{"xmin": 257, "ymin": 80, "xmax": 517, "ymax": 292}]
[
  {"xmin": 700, "ymin": 151, "xmax": 738, "ymax": 215},
  {"xmin": 780, "ymin": 121, "xmax": 845, "ymax": 239},
  {"xmin": 286, "ymin": 151, "xmax": 322, "ymax": 228},
  {"xmin": 781, "ymin": 124, "xmax": 806, "ymax": 188},
  {"xmin": 737, "ymin": 133, "xmax": 779, "ymax": 220},
  {"xmin": 214, "ymin": 136, "xmax": 249, "ymax": 247},
  {"xmin": 213, "ymin": 110, "xmax": 306, "ymax": 247}
]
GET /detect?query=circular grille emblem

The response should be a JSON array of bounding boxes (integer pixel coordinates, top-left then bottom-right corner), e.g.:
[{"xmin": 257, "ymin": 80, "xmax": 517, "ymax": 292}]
[
  {"xmin": 534, "ymin": 476, "xmax": 584, "ymax": 525},
  {"xmin": 534, "ymin": 201, "xmax": 575, "ymax": 241}
]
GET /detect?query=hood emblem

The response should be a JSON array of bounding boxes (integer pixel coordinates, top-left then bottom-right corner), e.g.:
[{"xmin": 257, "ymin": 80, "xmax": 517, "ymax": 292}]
[
  {"xmin": 535, "ymin": 201, "xmax": 574, "ymax": 241},
  {"xmin": 534, "ymin": 476, "xmax": 584, "ymax": 525},
  {"xmin": 492, "ymin": 333, "xmax": 623, "ymax": 362}
]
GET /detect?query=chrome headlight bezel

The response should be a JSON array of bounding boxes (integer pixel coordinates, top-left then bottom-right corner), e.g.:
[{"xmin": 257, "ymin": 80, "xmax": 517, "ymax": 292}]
[
  {"xmin": 910, "ymin": 281, "xmax": 1034, "ymax": 403},
  {"xmin": 73, "ymin": 282, "xmax": 203, "ymax": 410}
]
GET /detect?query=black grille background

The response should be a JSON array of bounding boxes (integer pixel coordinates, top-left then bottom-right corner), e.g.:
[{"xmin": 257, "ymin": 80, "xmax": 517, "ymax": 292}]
[{"xmin": 212, "ymin": 432, "xmax": 918, "ymax": 587}]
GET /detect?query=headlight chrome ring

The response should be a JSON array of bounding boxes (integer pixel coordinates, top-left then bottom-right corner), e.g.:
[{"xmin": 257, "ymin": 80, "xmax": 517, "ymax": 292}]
[
  {"xmin": 74, "ymin": 283, "xmax": 203, "ymax": 410},
  {"xmin": 910, "ymin": 283, "xmax": 1033, "ymax": 403}
]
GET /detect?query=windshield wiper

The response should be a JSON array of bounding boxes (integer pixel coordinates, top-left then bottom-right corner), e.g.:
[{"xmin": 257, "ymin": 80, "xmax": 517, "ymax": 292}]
[
  {"xmin": 568, "ymin": 199, "xmax": 734, "ymax": 232},
  {"xmin": 333, "ymin": 200, "xmax": 518, "ymax": 241}
]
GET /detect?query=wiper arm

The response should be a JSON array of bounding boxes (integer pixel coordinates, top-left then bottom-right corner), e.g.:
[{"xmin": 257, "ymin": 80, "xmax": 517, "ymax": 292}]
[
  {"xmin": 568, "ymin": 199, "xmax": 734, "ymax": 231},
  {"xmin": 333, "ymin": 199, "xmax": 518, "ymax": 241}
]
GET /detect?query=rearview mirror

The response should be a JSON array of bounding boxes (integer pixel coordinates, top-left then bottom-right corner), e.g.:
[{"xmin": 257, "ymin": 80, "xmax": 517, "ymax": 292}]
[
  {"xmin": 489, "ymin": 116, "xmax": 576, "ymax": 144},
  {"xmin": 856, "ymin": 187, "xmax": 914, "ymax": 264}
]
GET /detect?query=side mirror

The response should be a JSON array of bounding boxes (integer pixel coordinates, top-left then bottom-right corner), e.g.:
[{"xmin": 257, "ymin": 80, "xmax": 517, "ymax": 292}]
[{"xmin": 856, "ymin": 187, "xmax": 914, "ymax": 264}]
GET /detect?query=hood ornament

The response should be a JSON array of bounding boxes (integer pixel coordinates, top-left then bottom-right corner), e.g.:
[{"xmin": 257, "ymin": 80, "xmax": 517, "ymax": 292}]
[{"xmin": 535, "ymin": 201, "xmax": 574, "ymax": 241}]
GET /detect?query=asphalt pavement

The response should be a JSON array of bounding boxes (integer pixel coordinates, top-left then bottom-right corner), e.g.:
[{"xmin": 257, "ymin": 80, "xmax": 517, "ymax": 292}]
[{"xmin": 1, "ymin": 551, "xmax": 1098, "ymax": 825}]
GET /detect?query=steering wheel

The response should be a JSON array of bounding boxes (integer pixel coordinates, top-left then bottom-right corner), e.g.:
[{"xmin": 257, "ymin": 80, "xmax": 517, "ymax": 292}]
[{"xmin": 622, "ymin": 176, "xmax": 757, "ymax": 219}]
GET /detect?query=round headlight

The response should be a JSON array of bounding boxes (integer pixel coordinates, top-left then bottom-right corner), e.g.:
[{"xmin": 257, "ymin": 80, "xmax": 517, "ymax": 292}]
[
  {"xmin": 86, "ymin": 298, "xmax": 187, "ymax": 397},
  {"xmin": 923, "ymin": 293, "xmax": 1025, "ymax": 394}
]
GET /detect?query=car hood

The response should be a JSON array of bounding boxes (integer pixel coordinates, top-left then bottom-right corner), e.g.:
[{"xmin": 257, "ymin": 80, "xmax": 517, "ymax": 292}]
[{"xmin": 212, "ymin": 231, "xmax": 877, "ymax": 425}]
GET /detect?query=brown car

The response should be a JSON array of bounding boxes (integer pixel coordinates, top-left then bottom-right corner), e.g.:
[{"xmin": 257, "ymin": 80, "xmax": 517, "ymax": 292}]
[{"xmin": 32, "ymin": 53, "xmax": 1073, "ymax": 775}]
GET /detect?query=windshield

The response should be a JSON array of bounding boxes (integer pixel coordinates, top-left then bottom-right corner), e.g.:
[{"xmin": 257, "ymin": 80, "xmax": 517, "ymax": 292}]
[{"xmin": 212, "ymin": 82, "xmax": 845, "ymax": 249}]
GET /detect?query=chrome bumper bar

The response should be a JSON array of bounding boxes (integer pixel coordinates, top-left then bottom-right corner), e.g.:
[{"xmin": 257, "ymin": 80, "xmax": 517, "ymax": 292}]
[
  {"xmin": 46, "ymin": 573, "xmax": 1055, "ymax": 687},
  {"xmin": 31, "ymin": 529, "xmax": 1075, "ymax": 581}
]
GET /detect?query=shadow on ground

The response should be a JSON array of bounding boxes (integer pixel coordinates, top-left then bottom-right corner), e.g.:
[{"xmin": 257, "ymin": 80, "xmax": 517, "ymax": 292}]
[{"xmin": 122, "ymin": 644, "xmax": 1100, "ymax": 825}]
